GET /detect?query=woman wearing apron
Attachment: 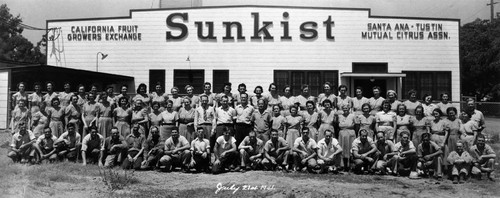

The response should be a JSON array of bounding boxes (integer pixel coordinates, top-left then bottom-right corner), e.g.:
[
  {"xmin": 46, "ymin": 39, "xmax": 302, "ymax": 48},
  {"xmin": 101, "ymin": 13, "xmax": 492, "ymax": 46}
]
[
  {"xmin": 410, "ymin": 106, "xmax": 430, "ymax": 147},
  {"xmin": 302, "ymin": 101, "xmax": 319, "ymax": 141},
  {"xmin": 395, "ymin": 104, "xmax": 412, "ymax": 143},
  {"xmin": 46, "ymin": 98, "xmax": 65, "ymax": 137},
  {"xmin": 284, "ymin": 105, "xmax": 304, "ymax": 149},
  {"xmin": 270, "ymin": 104, "xmax": 286, "ymax": 138},
  {"xmin": 430, "ymin": 108, "xmax": 448, "ymax": 168},
  {"xmin": 356, "ymin": 103, "xmax": 375, "ymax": 139},
  {"xmin": 318, "ymin": 99, "xmax": 336, "ymax": 141},
  {"xmin": 159, "ymin": 100, "xmax": 179, "ymax": 141},
  {"xmin": 98, "ymin": 92, "xmax": 114, "ymax": 139},
  {"xmin": 375, "ymin": 100, "xmax": 397, "ymax": 141},
  {"xmin": 338, "ymin": 105, "xmax": 356, "ymax": 171},
  {"xmin": 178, "ymin": 98, "xmax": 196, "ymax": 143},
  {"xmin": 65, "ymin": 95, "xmax": 82, "ymax": 136},
  {"xmin": 113, "ymin": 97, "xmax": 132, "ymax": 138},
  {"xmin": 82, "ymin": 93, "xmax": 100, "ymax": 137},
  {"xmin": 443, "ymin": 107, "xmax": 461, "ymax": 164}
]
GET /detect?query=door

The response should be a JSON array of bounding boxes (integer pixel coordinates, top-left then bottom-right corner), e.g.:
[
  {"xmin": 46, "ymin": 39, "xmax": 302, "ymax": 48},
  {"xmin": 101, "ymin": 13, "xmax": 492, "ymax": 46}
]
[{"xmin": 353, "ymin": 79, "xmax": 386, "ymax": 98}]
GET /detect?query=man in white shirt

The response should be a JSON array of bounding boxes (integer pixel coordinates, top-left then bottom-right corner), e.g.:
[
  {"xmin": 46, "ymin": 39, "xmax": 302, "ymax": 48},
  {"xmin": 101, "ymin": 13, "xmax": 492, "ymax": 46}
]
[
  {"xmin": 213, "ymin": 126, "xmax": 239, "ymax": 174},
  {"xmin": 317, "ymin": 130, "xmax": 342, "ymax": 173}
]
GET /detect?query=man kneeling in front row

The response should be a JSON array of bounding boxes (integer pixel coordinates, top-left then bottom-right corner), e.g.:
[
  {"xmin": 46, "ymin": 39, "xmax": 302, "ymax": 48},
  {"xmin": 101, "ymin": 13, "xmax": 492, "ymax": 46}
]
[
  {"xmin": 159, "ymin": 127, "xmax": 191, "ymax": 172},
  {"xmin": 213, "ymin": 126, "xmax": 239, "ymax": 174},
  {"xmin": 238, "ymin": 131, "xmax": 264, "ymax": 172},
  {"xmin": 292, "ymin": 127, "xmax": 320, "ymax": 173},
  {"xmin": 470, "ymin": 135, "xmax": 496, "ymax": 181},
  {"xmin": 262, "ymin": 129, "xmax": 290, "ymax": 171},
  {"xmin": 417, "ymin": 133, "xmax": 443, "ymax": 178},
  {"xmin": 352, "ymin": 129, "xmax": 378, "ymax": 174},
  {"xmin": 317, "ymin": 130, "xmax": 342, "ymax": 174},
  {"xmin": 389, "ymin": 131, "xmax": 418, "ymax": 177},
  {"xmin": 187, "ymin": 128, "xmax": 211, "ymax": 173}
]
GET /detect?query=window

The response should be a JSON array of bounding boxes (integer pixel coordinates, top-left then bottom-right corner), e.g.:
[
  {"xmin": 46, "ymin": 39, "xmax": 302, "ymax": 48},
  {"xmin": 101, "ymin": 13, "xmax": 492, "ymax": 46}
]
[
  {"xmin": 149, "ymin": 70, "xmax": 165, "ymax": 93},
  {"xmin": 173, "ymin": 70, "xmax": 204, "ymax": 94},
  {"xmin": 274, "ymin": 70, "xmax": 339, "ymax": 96},
  {"xmin": 352, "ymin": 63, "xmax": 388, "ymax": 73},
  {"xmin": 402, "ymin": 71, "xmax": 451, "ymax": 100},
  {"xmin": 213, "ymin": 70, "xmax": 229, "ymax": 93}
]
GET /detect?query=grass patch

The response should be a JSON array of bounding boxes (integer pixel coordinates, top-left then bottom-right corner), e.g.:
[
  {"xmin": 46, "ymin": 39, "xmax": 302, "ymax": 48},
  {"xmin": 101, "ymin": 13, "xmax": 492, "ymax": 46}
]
[{"xmin": 99, "ymin": 168, "xmax": 139, "ymax": 191}]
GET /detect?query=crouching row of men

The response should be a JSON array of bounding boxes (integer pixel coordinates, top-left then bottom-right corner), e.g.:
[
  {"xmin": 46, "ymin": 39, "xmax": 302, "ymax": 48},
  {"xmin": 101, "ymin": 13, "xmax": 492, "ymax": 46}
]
[
  {"xmin": 350, "ymin": 130, "xmax": 496, "ymax": 183},
  {"xmin": 8, "ymin": 122, "xmax": 495, "ymax": 181}
]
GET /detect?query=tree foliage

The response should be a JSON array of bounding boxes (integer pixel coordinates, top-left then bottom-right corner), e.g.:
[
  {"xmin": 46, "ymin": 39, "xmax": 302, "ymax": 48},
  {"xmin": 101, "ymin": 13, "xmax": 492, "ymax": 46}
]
[
  {"xmin": 460, "ymin": 18, "xmax": 500, "ymax": 101},
  {"xmin": 0, "ymin": 4, "xmax": 46, "ymax": 64}
]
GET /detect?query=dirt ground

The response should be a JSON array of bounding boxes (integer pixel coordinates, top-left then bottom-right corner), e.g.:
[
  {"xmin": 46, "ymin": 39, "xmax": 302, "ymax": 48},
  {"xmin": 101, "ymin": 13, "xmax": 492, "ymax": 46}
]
[{"xmin": 1, "ymin": 118, "xmax": 500, "ymax": 198}]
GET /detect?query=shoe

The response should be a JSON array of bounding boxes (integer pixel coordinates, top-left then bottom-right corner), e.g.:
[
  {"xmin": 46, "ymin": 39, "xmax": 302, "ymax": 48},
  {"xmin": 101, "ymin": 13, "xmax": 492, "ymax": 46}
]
[
  {"xmin": 409, "ymin": 171, "xmax": 419, "ymax": 179},
  {"xmin": 459, "ymin": 173, "xmax": 466, "ymax": 184},
  {"xmin": 233, "ymin": 166, "xmax": 241, "ymax": 172},
  {"xmin": 452, "ymin": 176, "xmax": 459, "ymax": 184},
  {"xmin": 245, "ymin": 166, "xmax": 252, "ymax": 171},
  {"xmin": 239, "ymin": 166, "xmax": 246, "ymax": 173}
]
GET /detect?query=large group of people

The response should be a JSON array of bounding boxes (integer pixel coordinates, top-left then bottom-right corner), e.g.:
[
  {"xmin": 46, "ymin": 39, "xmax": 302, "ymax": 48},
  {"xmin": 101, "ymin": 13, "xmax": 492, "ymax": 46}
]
[{"xmin": 7, "ymin": 81, "xmax": 496, "ymax": 183}]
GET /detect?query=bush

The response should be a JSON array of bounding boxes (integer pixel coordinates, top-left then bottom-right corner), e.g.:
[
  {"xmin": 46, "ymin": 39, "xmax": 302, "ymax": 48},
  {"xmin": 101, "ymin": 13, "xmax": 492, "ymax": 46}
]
[{"xmin": 99, "ymin": 168, "xmax": 139, "ymax": 190}]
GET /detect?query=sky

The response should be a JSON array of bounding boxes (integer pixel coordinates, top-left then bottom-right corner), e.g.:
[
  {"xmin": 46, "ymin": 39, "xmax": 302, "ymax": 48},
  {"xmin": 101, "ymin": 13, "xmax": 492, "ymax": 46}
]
[{"xmin": 3, "ymin": 0, "xmax": 496, "ymax": 43}]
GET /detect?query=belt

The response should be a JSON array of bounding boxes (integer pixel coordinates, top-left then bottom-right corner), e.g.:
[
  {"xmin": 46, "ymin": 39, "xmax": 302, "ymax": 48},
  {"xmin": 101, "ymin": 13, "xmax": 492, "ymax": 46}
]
[
  {"xmin": 161, "ymin": 123, "xmax": 175, "ymax": 126},
  {"xmin": 379, "ymin": 122, "xmax": 394, "ymax": 126},
  {"xmin": 217, "ymin": 123, "xmax": 233, "ymax": 126},
  {"xmin": 178, "ymin": 121, "xmax": 192, "ymax": 124},
  {"xmin": 199, "ymin": 123, "xmax": 212, "ymax": 126}
]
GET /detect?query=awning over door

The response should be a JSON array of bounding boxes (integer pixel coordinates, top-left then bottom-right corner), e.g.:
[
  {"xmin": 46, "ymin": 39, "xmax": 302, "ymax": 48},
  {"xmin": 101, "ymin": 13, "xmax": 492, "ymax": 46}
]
[{"xmin": 340, "ymin": 72, "xmax": 406, "ymax": 78}]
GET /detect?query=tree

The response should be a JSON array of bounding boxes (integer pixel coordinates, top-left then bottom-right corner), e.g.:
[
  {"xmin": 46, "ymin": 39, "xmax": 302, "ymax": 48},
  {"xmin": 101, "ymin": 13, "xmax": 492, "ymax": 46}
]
[
  {"xmin": 0, "ymin": 4, "xmax": 46, "ymax": 64},
  {"xmin": 460, "ymin": 18, "xmax": 500, "ymax": 101}
]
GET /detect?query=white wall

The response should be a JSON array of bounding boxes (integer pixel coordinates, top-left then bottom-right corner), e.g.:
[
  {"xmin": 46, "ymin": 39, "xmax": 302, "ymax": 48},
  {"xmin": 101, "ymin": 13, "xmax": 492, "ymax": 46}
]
[
  {"xmin": 46, "ymin": 6, "xmax": 460, "ymax": 101},
  {"xmin": 0, "ymin": 70, "xmax": 9, "ymax": 129}
]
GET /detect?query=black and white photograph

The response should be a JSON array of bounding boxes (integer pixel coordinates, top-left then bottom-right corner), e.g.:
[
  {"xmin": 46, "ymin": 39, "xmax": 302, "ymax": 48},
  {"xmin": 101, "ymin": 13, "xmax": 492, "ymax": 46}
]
[{"xmin": 1, "ymin": 0, "xmax": 499, "ymax": 197}]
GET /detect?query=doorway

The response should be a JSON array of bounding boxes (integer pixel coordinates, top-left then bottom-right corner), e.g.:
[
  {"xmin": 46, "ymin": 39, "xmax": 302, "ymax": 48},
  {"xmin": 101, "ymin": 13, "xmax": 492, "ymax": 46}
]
[{"xmin": 354, "ymin": 79, "xmax": 387, "ymax": 98}]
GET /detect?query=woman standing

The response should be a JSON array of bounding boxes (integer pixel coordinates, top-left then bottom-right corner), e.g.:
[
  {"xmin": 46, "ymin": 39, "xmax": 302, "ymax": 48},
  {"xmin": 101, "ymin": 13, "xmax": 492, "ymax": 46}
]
[
  {"xmin": 98, "ymin": 92, "xmax": 114, "ymax": 138},
  {"xmin": 116, "ymin": 85, "xmax": 131, "ymax": 107},
  {"xmin": 76, "ymin": 84, "xmax": 87, "ymax": 107},
  {"xmin": 352, "ymin": 87, "xmax": 369, "ymax": 115},
  {"xmin": 270, "ymin": 104, "xmax": 286, "ymax": 138},
  {"xmin": 82, "ymin": 93, "xmax": 100, "ymax": 137},
  {"xmin": 28, "ymin": 82, "xmax": 44, "ymax": 114},
  {"xmin": 429, "ymin": 108, "xmax": 447, "ymax": 157},
  {"xmin": 59, "ymin": 82, "xmax": 73, "ymax": 108},
  {"xmin": 151, "ymin": 83, "xmax": 168, "ymax": 108},
  {"xmin": 266, "ymin": 83, "xmax": 281, "ymax": 112},
  {"xmin": 185, "ymin": 85, "xmax": 199, "ymax": 109},
  {"xmin": 31, "ymin": 109, "xmax": 48, "ymax": 138},
  {"xmin": 375, "ymin": 100, "xmax": 397, "ymax": 141},
  {"xmin": 284, "ymin": 105, "xmax": 304, "ymax": 148},
  {"xmin": 10, "ymin": 99, "xmax": 30, "ymax": 134},
  {"xmin": 386, "ymin": 90, "xmax": 401, "ymax": 112},
  {"xmin": 336, "ymin": 85, "xmax": 352, "ymax": 115},
  {"xmin": 133, "ymin": 83, "xmax": 152, "ymax": 111},
  {"xmin": 159, "ymin": 100, "xmax": 179, "ymax": 141},
  {"xmin": 318, "ymin": 82, "xmax": 336, "ymax": 110},
  {"xmin": 65, "ymin": 95, "xmax": 82, "ymax": 135},
  {"xmin": 279, "ymin": 85, "xmax": 295, "ymax": 117},
  {"xmin": 169, "ymin": 87, "xmax": 183, "ymax": 111},
  {"xmin": 113, "ymin": 97, "xmax": 132, "ymax": 137},
  {"xmin": 131, "ymin": 99, "xmax": 149, "ymax": 136},
  {"xmin": 356, "ymin": 103, "xmax": 375, "ymax": 139},
  {"xmin": 410, "ymin": 106, "xmax": 430, "ymax": 147},
  {"xmin": 178, "ymin": 98, "xmax": 196, "ymax": 143},
  {"xmin": 43, "ymin": 82, "xmax": 59, "ymax": 111},
  {"xmin": 369, "ymin": 86, "xmax": 385, "ymax": 115},
  {"xmin": 46, "ymin": 98, "xmax": 65, "ymax": 137},
  {"xmin": 403, "ymin": 89, "xmax": 421, "ymax": 116},
  {"xmin": 251, "ymin": 86, "xmax": 266, "ymax": 109},
  {"xmin": 338, "ymin": 105, "xmax": 356, "ymax": 171},
  {"xmin": 395, "ymin": 104, "xmax": 412, "ymax": 143},
  {"xmin": 459, "ymin": 110, "xmax": 477, "ymax": 152},
  {"xmin": 11, "ymin": 82, "xmax": 27, "ymax": 110},
  {"xmin": 422, "ymin": 94, "xmax": 438, "ymax": 120},
  {"xmin": 294, "ymin": 84, "xmax": 310, "ymax": 111},
  {"xmin": 443, "ymin": 107, "xmax": 461, "ymax": 160},
  {"xmin": 437, "ymin": 93, "xmax": 453, "ymax": 117},
  {"xmin": 318, "ymin": 99, "xmax": 336, "ymax": 141},
  {"xmin": 149, "ymin": 101, "xmax": 163, "ymax": 130},
  {"xmin": 302, "ymin": 101, "xmax": 319, "ymax": 141}
]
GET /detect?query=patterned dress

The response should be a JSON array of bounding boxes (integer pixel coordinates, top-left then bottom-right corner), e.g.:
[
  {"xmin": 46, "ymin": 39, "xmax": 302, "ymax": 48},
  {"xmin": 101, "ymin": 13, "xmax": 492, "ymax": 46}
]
[
  {"xmin": 318, "ymin": 109, "xmax": 336, "ymax": 141},
  {"xmin": 178, "ymin": 107, "xmax": 196, "ymax": 143},
  {"xmin": 410, "ymin": 116, "xmax": 430, "ymax": 147},
  {"xmin": 285, "ymin": 115, "xmax": 303, "ymax": 148},
  {"xmin": 302, "ymin": 111, "xmax": 319, "ymax": 142},
  {"xmin": 98, "ymin": 102, "xmax": 114, "ymax": 138},
  {"xmin": 356, "ymin": 114, "xmax": 375, "ymax": 139},
  {"xmin": 114, "ymin": 107, "xmax": 132, "ymax": 137},
  {"xmin": 46, "ymin": 106, "xmax": 65, "ymax": 137},
  {"xmin": 338, "ymin": 113, "xmax": 356, "ymax": 158}
]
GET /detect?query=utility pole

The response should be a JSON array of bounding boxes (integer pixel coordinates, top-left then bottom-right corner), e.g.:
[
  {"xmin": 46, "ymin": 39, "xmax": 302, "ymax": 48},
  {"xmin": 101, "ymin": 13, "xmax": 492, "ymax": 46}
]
[{"xmin": 487, "ymin": 0, "xmax": 498, "ymax": 22}]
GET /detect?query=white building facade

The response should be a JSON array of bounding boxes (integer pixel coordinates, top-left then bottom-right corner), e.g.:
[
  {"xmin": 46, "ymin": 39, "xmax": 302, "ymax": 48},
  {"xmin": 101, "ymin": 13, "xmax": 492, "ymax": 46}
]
[{"xmin": 46, "ymin": 5, "xmax": 459, "ymax": 100}]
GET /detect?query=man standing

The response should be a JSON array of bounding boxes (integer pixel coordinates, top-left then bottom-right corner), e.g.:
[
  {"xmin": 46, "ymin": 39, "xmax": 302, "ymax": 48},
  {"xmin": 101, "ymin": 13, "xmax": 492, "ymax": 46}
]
[
  {"xmin": 81, "ymin": 126, "xmax": 105, "ymax": 166},
  {"xmin": 194, "ymin": 95, "xmax": 215, "ymax": 141},
  {"xmin": 252, "ymin": 99, "xmax": 272, "ymax": 143},
  {"xmin": 188, "ymin": 128, "xmax": 211, "ymax": 173},
  {"xmin": 34, "ymin": 127, "xmax": 58, "ymax": 163},
  {"xmin": 292, "ymin": 127, "xmax": 319, "ymax": 173},
  {"xmin": 262, "ymin": 129, "xmax": 290, "ymax": 171},
  {"xmin": 234, "ymin": 93, "xmax": 254, "ymax": 146},
  {"xmin": 389, "ymin": 131, "xmax": 418, "ymax": 177},
  {"xmin": 317, "ymin": 130, "xmax": 343, "ymax": 173},
  {"xmin": 141, "ymin": 126, "xmax": 164, "ymax": 170},
  {"xmin": 213, "ymin": 126, "xmax": 239, "ymax": 174},
  {"xmin": 448, "ymin": 142, "xmax": 473, "ymax": 184},
  {"xmin": 416, "ymin": 133, "xmax": 443, "ymax": 178},
  {"xmin": 102, "ymin": 127, "xmax": 127, "ymax": 168},
  {"xmin": 466, "ymin": 98, "xmax": 485, "ymax": 132},
  {"xmin": 159, "ymin": 127, "xmax": 191, "ymax": 172},
  {"xmin": 212, "ymin": 95, "xmax": 236, "ymax": 149},
  {"xmin": 470, "ymin": 135, "xmax": 496, "ymax": 181},
  {"xmin": 122, "ymin": 124, "xmax": 146, "ymax": 170},
  {"xmin": 8, "ymin": 122, "xmax": 36, "ymax": 163},
  {"xmin": 352, "ymin": 129, "xmax": 378, "ymax": 174},
  {"xmin": 238, "ymin": 131, "xmax": 264, "ymax": 171},
  {"xmin": 55, "ymin": 123, "xmax": 81, "ymax": 162}
]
